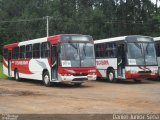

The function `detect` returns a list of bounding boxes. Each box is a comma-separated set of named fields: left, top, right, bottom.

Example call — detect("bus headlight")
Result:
left=88, top=73, right=96, bottom=75
left=64, top=74, right=72, bottom=76
left=66, top=70, right=76, bottom=74
left=154, top=70, right=158, bottom=73
left=88, top=69, right=96, bottom=73
left=88, top=73, right=96, bottom=80
left=152, top=70, right=158, bottom=74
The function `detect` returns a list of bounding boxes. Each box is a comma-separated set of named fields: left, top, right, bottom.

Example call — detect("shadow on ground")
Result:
left=95, top=78, right=155, bottom=85
left=6, top=78, right=92, bottom=89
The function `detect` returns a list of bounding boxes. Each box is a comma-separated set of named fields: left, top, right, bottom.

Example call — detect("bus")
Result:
left=154, top=37, right=160, bottom=77
left=94, top=35, right=158, bottom=82
left=2, top=34, right=96, bottom=86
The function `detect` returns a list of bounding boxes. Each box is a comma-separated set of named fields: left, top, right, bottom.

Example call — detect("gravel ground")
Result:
left=0, top=78, right=160, bottom=114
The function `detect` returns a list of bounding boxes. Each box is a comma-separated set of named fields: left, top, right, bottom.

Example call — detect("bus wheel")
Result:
left=96, top=77, right=102, bottom=81
left=74, top=83, right=82, bottom=86
left=107, top=69, right=116, bottom=82
left=43, top=71, right=52, bottom=87
left=134, top=79, right=141, bottom=83
left=14, top=70, right=20, bottom=81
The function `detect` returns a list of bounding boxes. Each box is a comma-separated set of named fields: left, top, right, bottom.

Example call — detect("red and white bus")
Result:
left=3, top=34, right=96, bottom=86
left=94, top=35, right=158, bottom=82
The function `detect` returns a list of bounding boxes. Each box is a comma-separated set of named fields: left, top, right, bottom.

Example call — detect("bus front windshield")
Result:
left=60, top=42, right=95, bottom=67
left=127, top=42, right=157, bottom=65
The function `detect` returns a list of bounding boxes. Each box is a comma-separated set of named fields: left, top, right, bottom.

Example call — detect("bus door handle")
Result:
left=118, top=60, right=122, bottom=66
left=52, top=61, right=57, bottom=67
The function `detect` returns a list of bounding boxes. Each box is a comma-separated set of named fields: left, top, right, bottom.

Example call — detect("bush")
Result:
left=0, top=55, right=2, bottom=63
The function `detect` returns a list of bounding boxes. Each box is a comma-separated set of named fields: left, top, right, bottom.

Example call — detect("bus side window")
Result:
left=105, top=43, right=116, bottom=58
left=26, top=44, right=32, bottom=59
left=3, top=48, right=8, bottom=60
left=95, top=43, right=105, bottom=58
left=12, top=47, right=19, bottom=59
left=19, top=46, right=25, bottom=59
left=155, top=42, right=160, bottom=57
left=95, top=44, right=99, bottom=58
left=33, top=43, right=40, bottom=59
left=95, top=44, right=100, bottom=58
left=41, top=42, right=50, bottom=58
left=100, top=43, right=105, bottom=57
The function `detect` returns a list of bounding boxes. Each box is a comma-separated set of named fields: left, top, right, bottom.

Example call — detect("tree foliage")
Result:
left=0, top=0, right=160, bottom=57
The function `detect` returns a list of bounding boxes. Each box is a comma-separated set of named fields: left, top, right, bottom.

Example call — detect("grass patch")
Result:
left=0, top=62, right=8, bottom=79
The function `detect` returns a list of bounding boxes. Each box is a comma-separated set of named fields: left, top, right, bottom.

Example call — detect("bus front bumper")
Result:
left=125, top=72, right=158, bottom=79
left=58, top=74, right=97, bottom=83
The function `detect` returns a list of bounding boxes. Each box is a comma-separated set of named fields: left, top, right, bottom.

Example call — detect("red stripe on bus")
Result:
left=3, top=43, right=19, bottom=50
left=3, top=58, right=8, bottom=68
left=96, top=69, right=103, bottom=78
left=11, top=59, right=33, bottom=74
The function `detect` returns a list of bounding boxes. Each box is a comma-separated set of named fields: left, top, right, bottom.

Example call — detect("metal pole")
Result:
left=156, top=0, right=158, bottom=14
left=46, top=16, right=49, bottom=37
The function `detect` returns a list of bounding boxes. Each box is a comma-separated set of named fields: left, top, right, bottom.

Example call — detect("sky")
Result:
left=151, top=0, right=160, bottom=6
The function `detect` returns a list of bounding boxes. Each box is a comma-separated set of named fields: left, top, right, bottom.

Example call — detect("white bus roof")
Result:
left=94, top=35, right=153, bottom=44
left=154, top=37, right=160, bottom=41
left=94, top=36, right=126, bottom=44
left=19, top=37, right=48, bottom=46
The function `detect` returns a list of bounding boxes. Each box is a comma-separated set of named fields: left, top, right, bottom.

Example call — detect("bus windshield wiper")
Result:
left=68, top=41, right=78, bottom=50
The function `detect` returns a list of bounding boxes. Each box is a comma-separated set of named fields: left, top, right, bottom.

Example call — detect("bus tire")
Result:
left=74, top=83, right=82, bottom=86
left=43, top=71, right=52, bottom=87
left=14, top=70, right=20, bottom=81
left=96, top=77, right=102, bottom=81
left=134, top=79, right=141, bottom=83
left=107, top=69, right=116, bottom=82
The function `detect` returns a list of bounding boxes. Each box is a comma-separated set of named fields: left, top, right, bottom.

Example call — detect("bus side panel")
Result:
left=2, top=58, right=8, bottom=76
left=11, top=59, right=51, bottom=80
left=96, top=58, right=117, bottom=78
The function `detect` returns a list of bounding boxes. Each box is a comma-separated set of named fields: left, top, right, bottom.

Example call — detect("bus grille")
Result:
left=138, top=71, right=151, bottom=73
left=73, top=73, right=88, bottom=76
left=72, top=78, right=87, bottom=81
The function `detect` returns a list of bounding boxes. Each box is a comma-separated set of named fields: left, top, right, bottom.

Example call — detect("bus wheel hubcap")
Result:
left=44, top=75, right=49, bottom=84
left=109, top=72, right=113, bottom=81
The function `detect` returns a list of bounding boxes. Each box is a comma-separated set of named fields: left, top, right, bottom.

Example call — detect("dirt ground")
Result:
left=0, top=78, right=160, bottom=114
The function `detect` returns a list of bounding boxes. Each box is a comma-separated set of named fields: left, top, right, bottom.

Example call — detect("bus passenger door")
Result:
left=117, top=44, right=125, bottom=77
left=51, top=45, right=58, bottom=80
left=8, top=51, right=12, bottom=77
